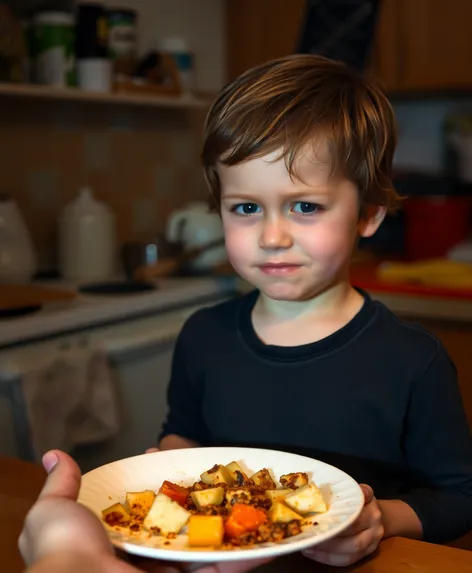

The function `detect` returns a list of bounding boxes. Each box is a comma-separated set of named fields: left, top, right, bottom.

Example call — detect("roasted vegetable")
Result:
left=143, top=493, right=191, bottom=535
left=280, top=472, right=309, bottom=489
left=226, top=488, right=252, bottom=506
left=268, top=501, right=303, bottom=523
left=191, top=486, right=225, bottom=509
left=102, top=502, right=131, bottom=526
left=200, top=464, right=232, bottom=486
left=126, top=490, right=156, bottom=517
left=159, top=480, right=190, bottom=507
left=188, top=515, right=224, bottom=547
left=284, top=484, right=327, bottom=514
left=251, top=468, right=276, bottom=489
left=225, top=461, right=251, bottom=485
left=224, top=503, right=267, bottom=538
left=265, top=488, right=292, bottom=503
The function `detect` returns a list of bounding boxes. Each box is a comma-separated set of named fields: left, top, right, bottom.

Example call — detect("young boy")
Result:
left=158, top=54, right=472, bottom=567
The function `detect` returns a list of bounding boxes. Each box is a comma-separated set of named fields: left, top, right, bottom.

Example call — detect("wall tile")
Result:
left=84, top=132, right=111, bottom=172
left=27, top=170, right=59, bottom=211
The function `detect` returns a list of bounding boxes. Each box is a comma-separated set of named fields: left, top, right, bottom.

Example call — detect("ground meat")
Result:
left=104, top=512, right=130, bottom=527
left=191, top=481, right=212, bottom=491
left=233, top=471, right=253, bottom=487
left=234, top=520, right=302, bottom=547
left=199, top=504, right=229, bottom=516
left=285, top=520, right=302, bottom=538
left=249, top=495, right=271, bottom=511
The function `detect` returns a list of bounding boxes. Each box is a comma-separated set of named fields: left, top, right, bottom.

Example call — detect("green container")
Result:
left=32, top=12, right=76, bottom=86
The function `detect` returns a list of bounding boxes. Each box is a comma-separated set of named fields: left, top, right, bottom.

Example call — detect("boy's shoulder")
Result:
left=367, top=297, right=445, bottom=366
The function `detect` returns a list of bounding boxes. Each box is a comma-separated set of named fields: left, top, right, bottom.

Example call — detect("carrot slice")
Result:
left=159, top=480, right=189, bottom=506
left=225, top=503, right=267, bottom=538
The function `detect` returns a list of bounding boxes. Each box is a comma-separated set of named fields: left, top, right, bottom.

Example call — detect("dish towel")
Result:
left=21, top=341, right=121, bottom=461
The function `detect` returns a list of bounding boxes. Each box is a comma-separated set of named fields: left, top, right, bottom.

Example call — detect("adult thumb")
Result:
left=39, top=450, right=81, bottom=501
left=359, top=483, right=374, bottom=504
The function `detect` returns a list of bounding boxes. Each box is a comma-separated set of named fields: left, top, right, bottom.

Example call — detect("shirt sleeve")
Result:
left=158, top=310, right=212, bottom=446
left=398, top=342, right=472, bottom=543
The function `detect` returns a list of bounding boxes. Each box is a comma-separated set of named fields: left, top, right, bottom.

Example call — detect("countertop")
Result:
left=2, top=455, right=472, bottom=573
left=0, top=276, right=236, bottom=348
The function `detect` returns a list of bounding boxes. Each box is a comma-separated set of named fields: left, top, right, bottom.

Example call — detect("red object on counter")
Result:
left=404, top=195, right=471, bottom=260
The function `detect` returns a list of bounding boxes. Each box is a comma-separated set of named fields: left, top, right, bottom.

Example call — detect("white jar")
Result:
left=58, top=187, right=116, bottom=282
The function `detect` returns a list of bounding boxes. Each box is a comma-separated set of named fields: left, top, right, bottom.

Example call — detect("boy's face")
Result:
left=218, top=144, right=385, bottom=302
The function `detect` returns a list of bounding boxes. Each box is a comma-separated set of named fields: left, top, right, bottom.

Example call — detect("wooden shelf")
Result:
left=0, top=82, right=208, bottom=109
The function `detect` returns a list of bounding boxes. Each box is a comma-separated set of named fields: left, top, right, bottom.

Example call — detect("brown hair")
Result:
left=202, top=54, right=400, bottom=213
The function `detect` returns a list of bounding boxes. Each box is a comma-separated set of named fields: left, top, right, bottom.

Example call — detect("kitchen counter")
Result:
left=0, top=277, right=236, bottom=348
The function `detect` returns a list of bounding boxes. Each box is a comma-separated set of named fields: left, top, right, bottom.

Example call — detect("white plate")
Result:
left=78, top=447, right=364, bottom=563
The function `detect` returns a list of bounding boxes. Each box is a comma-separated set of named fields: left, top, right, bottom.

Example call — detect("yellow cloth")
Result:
left=377, top=259, right=472, bottom=289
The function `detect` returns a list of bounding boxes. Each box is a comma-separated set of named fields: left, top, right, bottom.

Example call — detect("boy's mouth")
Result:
left=258, top=263, right=302, bottom=276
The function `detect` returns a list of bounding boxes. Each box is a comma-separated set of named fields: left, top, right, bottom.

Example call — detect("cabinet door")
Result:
left=397, top=0, right=472, bottom=90
left=368, top=0, right=401, bottom=91
left=226, top=0, right=306, bottom=81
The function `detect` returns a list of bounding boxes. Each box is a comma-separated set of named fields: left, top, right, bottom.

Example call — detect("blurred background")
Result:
left=2, top=3, right=472, bottom=535
left=2, top=0, right=472, bottom=277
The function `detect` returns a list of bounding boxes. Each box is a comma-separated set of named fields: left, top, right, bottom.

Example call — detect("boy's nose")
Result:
left=259, top=218, right=293, bottom=250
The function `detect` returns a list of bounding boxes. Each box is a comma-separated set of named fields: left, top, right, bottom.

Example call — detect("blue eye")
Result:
left=232, top=203, right=261, bottom=215
left=291, top=202, right=320, bottom=214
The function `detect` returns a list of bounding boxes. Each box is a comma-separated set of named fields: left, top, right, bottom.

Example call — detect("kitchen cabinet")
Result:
left=371, top=0, right=472, bottom=91
left=226, top=0, right=305, bottom=81
left=226, top=0, right=472, bottom=92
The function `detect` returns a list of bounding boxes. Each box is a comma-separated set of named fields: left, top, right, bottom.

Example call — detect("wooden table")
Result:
left=1, top=456, right=46, bottom=573
left=2, top=456, right=472, bottom=573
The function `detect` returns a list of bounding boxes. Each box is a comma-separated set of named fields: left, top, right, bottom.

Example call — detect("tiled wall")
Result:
left=1, top=97, right=210, bottom=271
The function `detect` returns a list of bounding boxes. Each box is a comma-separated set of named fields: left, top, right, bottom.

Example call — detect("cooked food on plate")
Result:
left=101, top=461, right=328, bottom=549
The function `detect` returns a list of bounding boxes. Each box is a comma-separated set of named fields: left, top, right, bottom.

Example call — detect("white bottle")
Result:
left=58, top=187, right=116, bottom=282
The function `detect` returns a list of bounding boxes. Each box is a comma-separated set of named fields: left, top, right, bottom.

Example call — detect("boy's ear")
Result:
left=357, top=205, right=386, bottom=238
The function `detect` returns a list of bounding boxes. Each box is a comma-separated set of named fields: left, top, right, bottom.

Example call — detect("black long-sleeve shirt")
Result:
left=161, top=289, right=472, bottom=543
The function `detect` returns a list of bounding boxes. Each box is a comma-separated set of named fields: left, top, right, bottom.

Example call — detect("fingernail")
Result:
left=42, top=451, right=59, bottom=473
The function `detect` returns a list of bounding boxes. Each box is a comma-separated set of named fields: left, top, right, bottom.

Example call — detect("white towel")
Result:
left=21, top=342, right=121, bottom=460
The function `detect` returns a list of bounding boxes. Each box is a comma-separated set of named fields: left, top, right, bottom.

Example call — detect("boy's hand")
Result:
left=302, top=484, right=383, bottom=567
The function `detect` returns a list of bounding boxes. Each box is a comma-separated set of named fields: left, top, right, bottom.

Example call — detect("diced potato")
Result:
left=268, top=501, right=303, bottom=523
left=126, top=490, right=156, bottom=517
left=284, top=484, right=327, bottom=514
left=265, top=488, right=293, bottom=503
left=200, top=464, right=231, bottom=486
left=251, top=468, right=276, bottom=489
left=226, top=488, right=252, bottom=506
left=188, top=515, right=224, bottom=547
left=280, top=472, right=309, bottom=489
left=143, top=493, right=191, bottom=535
left=101, top=502, right=131, bottom=525
left=225, top=461, right=251, bottom=485
left=191, top=486, right=224, bottom=509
